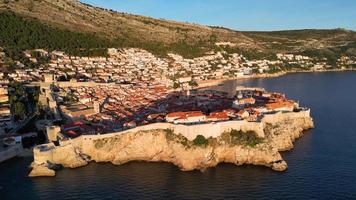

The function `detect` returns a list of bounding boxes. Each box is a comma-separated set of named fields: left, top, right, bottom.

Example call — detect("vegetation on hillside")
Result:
left=221, top=46, right=277, bottom=60
left=193, top=135, right=209, bottom=147
left=165, top=129, right=263, bottom=149
left=0, top=11, right=111, bottom=57
left=1, top=0, right=355, bottom=64
left=8, top=82, right=28, bottom=120
left=220, top=130, right=264, bottom=147
left=3, top=49, right=51, bottom=71
left=244, top=29, right=356, bottom=59
left=7, top=81, right=40, bottom=120
left=0, top=11, right=212, bottom=59
left=165, top=129, right=190, bottom=148
left=94, top=136, right=121, bottom=150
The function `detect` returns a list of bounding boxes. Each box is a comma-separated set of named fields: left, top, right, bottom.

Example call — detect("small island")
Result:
left=29, top=84, right=314, bottom=177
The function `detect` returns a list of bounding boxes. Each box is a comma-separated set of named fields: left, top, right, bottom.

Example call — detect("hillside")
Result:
left=0, top=0, right=356, bottom=58
left=0, top=0, right=257, bottom=53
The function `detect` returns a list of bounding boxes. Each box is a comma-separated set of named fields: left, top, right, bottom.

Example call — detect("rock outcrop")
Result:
left=28, top=163, right=55, bottom=177
left=29, top=111, right=314, bottom=177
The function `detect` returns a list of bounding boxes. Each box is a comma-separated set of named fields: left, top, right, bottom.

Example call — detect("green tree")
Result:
left=173, top=82, right=180, bottom=89
left=193, top=135, right=208, bottom=147
left=189, top=80, right=198, bottom=87
left=14, top=101, right=26, bottom=119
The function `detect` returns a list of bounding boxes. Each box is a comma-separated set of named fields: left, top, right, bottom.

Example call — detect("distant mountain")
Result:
left=1, top=0, right=355, bottom=58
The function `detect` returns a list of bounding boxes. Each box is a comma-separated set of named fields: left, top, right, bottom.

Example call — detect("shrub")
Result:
left=94, top=139, right=106, bottom=149
left=230, top=130, right=263, bottom=147
left=220, top=131, right=231, bottom=144
left=221, top=129, right=264, bottom=147
left=164, top=129, right=175, bottom=141
left=93, top=137, right=120, bottom=150
left=193, top=135, right=208, bottom=147
left=164, top=129, right=190, bottom=148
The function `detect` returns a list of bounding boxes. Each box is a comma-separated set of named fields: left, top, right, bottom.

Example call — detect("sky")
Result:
left=80, top=0, right=356, bottom=31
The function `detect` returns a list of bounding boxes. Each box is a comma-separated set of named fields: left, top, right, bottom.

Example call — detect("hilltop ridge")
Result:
left=0, top=0, right=255, bottom=47
left=0, top=0, right=356, bottom=58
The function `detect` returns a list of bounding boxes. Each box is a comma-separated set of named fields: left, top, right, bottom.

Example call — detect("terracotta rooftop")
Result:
left=266, top=101, right=294, bottom=110
left=207, top=112, right=229, bottom=119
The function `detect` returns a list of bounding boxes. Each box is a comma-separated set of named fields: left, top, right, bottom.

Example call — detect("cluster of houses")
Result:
left=163, top=87, right=298, bottom=125
left=1, top=46, right=353, bottom=139
left=56, top=83, right=170, bottom=135
left=277, top=53, right=356, bottom=71
left=166, top=52, right=252, bottom=81
left=56, top=82, right=231, bottom=135
left=1, top=48, right=168, bottom=84
left=0, top=85, right=11, bottom=134
left=51, top=78, right=299, bottom=137
left=2, top=47, right=355, bottom=86
left=338, top=56, right=356, bottom=68
left=165, top=111, right=229, bottom=124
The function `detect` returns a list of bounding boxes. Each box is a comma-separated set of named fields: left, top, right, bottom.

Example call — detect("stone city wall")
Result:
left=50, top=110, right=312, bottom=152
left=33, top=143, right=56, bottom=165
left=33, top=110, right=312, bottom=166
left=262, top=109, right=311, bottom=124
left=77, top=119, right=264, bottom=142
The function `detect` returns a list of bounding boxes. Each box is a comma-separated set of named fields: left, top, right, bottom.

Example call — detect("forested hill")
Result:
left=0, top=0, right=355, bottom=59
left=0, top=11, right=226, bottom=58
left=0, top=11, right=112, bottom=57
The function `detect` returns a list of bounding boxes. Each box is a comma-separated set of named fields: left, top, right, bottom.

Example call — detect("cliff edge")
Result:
left=29, top=110, right=314, bottom=177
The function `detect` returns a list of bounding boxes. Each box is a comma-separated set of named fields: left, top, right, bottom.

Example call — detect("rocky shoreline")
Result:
left=29, top=111, right=314, bottom=177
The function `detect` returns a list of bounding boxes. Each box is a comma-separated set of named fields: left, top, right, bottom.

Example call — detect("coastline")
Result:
left=196, top=68, right=356, bottom=88
left=29, top=110, right=314, bottom=177
left=26, top=69, right=331, bottom=177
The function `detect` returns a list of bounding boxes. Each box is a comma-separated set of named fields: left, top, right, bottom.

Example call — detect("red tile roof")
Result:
left=266, top=101, right=294, bottom=110
left=240, top=97, right=255, bottom=104
left=207, top=112, right=229, bottom=119
left=186, top=111, right=205, bottom=118
left=166, top=112, right=186, bottom=118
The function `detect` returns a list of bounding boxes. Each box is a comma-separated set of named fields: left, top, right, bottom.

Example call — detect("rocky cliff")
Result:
left=29, top=111, right=314, bottom=177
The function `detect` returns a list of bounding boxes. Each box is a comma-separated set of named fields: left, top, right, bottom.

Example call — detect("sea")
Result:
left=1, top=72, right=356, bottom=199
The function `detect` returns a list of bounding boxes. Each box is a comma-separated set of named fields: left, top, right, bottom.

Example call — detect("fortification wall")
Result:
left=32, top=110, right=312, bottom=165
left=75, top=120, right=264, bottom=143
left=33, top=144, right=55, bottom=165
left=172, top=121, right=264, bottom=140
left=30, top=109, right=314, bottom=176
left=262, top=110, right=311, bottom=124
left=56, top=82, right=116, bottom=88
left=32, top=81, right=116, bottom=88
left=59, top=137, right=83, bottom=148
left=54, top=110, right=312, bottom=149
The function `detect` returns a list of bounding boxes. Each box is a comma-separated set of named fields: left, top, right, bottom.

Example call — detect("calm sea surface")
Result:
left=1, top=72, right=356, bottom=199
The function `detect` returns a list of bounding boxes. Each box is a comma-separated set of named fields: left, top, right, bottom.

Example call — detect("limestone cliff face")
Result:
left=264, top=116, right=314, bottom=151
left=29, top=111, right=314, bottom=177
left=83, top=131, right=283, bottom=172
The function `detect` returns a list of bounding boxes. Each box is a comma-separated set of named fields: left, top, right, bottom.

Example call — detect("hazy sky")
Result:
left=80, top=0, right=356, bottom=31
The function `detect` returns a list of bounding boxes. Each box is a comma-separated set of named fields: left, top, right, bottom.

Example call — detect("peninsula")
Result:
left=29, top=85, right=314, bottom=177
left=0, top=0, right=330, bottom=176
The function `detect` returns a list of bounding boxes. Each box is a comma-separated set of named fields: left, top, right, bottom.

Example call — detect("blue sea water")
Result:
left=1, top=72, right=356, bottom=199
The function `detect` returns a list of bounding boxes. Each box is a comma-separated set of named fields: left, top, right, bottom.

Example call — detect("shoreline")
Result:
left=196, top=68, right=356, bottom=88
